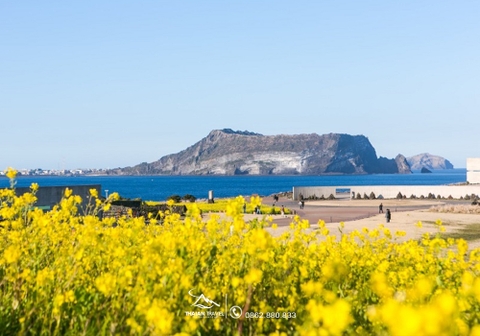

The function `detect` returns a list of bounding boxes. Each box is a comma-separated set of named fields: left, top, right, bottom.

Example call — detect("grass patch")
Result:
left=421, top=220, right=455, bottom=226
left=440, top=223, right=480, bottom=242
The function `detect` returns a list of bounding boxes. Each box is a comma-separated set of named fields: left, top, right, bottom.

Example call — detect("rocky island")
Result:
left=109, top=129, right=413, bottom=175
left=407, top=153, right=454, bottom=170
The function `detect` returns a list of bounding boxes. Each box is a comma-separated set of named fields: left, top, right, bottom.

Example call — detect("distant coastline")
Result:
left=0, top=170, right=467, bottom=202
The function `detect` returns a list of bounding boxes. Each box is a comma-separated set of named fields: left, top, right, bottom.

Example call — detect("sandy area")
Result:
left=206, top=196, right=480, bottom=249
left=276, top=199, right=480, bottom=249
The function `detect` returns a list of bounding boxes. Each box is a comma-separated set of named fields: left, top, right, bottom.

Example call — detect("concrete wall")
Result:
left=467, top=158, right=480, bottom=184
left=293, top=185, right=480, bottom=201
left=16, top=184, right=101, bottom=209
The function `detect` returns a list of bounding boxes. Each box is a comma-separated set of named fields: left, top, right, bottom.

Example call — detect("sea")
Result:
left=0, top=169, right=467, bottom=202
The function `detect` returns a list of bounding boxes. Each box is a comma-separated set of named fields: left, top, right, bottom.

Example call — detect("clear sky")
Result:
left=1, top=1, right=478, bottom=170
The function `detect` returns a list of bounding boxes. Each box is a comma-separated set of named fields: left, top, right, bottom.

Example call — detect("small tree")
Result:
left=167, top=195, right=182, bottom=203
left=396, top=192, right=403, bottom=199
left=369, top=192, right=376, bottom=199
left=182, top=194, right=197, bottom=203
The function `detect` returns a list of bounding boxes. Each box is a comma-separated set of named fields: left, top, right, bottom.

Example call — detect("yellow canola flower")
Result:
left=301, top=281, right=323, bottom=296
left=95, top=273, right=117, bottom=297
left=64, top=188, right=73, bottom=198
left=64, top=290, right=75, bottom=303
left=2, top=183, right=480, bottom=335
left=89, top=188, right=98, bottom=198
left=371, top=272, right=393, bottom=299
left=245, top=268, right=263, bottom=284
left=3, top=245, right=21, bottom=264
left=5, top=167, right=17, bottom=180
left=145, top=301, right=174, bottom=335
left=249, top=195, right=262, bottom=208
left=471, top=325, right=480, bottom=336
left=36, top=268, right=54, bottom=287
left=306, top=299, right=352, bottom=335
left=434, top=292, right=457, bottom=316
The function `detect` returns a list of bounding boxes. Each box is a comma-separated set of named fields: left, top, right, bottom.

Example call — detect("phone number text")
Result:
left=244, top=312, right=296, bottom=319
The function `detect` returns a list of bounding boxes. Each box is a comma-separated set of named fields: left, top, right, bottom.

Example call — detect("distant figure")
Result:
left=243, top=203, right=246, bottom=213
left=379, top=203, right=384, bottom=213
left=301, top=200, right=305, bottom=209
left=281, top=205, right=285, bottom=217
left=274, top=194, right=279, bottom=203
left=385, top=209, right=391, bottom=223
left=298, top=201, right=302, bottom=209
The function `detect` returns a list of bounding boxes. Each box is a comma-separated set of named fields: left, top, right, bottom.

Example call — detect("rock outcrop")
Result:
left=407, top=153, right=454, bottom=170
left=112, top=129, right=412, bottom=175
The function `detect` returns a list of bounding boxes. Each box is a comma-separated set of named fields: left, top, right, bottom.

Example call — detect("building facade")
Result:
left=467, top=158, right=480, bottom=184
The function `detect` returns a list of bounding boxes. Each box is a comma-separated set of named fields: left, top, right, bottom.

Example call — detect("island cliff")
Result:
left=407, top=153, right=454, bottom=170
left=110, top=129, right=411, bottom=175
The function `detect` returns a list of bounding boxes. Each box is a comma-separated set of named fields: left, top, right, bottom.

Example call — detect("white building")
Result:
left=467, top=158, right=480, bottom=184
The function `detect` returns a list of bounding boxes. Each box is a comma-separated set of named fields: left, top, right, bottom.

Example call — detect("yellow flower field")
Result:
left=1, top=169, right=480, bottom=335
left=147, top=196, right=291, bottom=216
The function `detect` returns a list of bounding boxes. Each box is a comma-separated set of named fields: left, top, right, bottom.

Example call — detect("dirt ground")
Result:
left=234, top=195, right=480, bottom=250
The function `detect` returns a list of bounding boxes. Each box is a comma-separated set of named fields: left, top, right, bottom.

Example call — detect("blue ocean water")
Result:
left=0, top=169, right=467, bottom=201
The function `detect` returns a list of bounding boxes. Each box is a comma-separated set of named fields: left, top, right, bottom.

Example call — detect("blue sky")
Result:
left=1, top=1, right=478, bottom=170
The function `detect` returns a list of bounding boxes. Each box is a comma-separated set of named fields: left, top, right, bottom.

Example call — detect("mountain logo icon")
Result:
left=189, top=289, right=221, bottom=309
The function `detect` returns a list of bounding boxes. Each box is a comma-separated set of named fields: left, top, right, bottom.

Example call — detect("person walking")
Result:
left=379, top=203, right=383, bottom=213
left=385, top=209, right=391, bottom=223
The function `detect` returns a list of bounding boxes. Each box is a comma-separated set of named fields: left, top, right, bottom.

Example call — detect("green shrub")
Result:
left=167, top=194, right=182, bottom=203
left=182, top=194, right=197, bottom=203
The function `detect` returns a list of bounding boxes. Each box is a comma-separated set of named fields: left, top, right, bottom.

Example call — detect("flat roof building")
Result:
left=467, top=158, right=480, bottom=184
